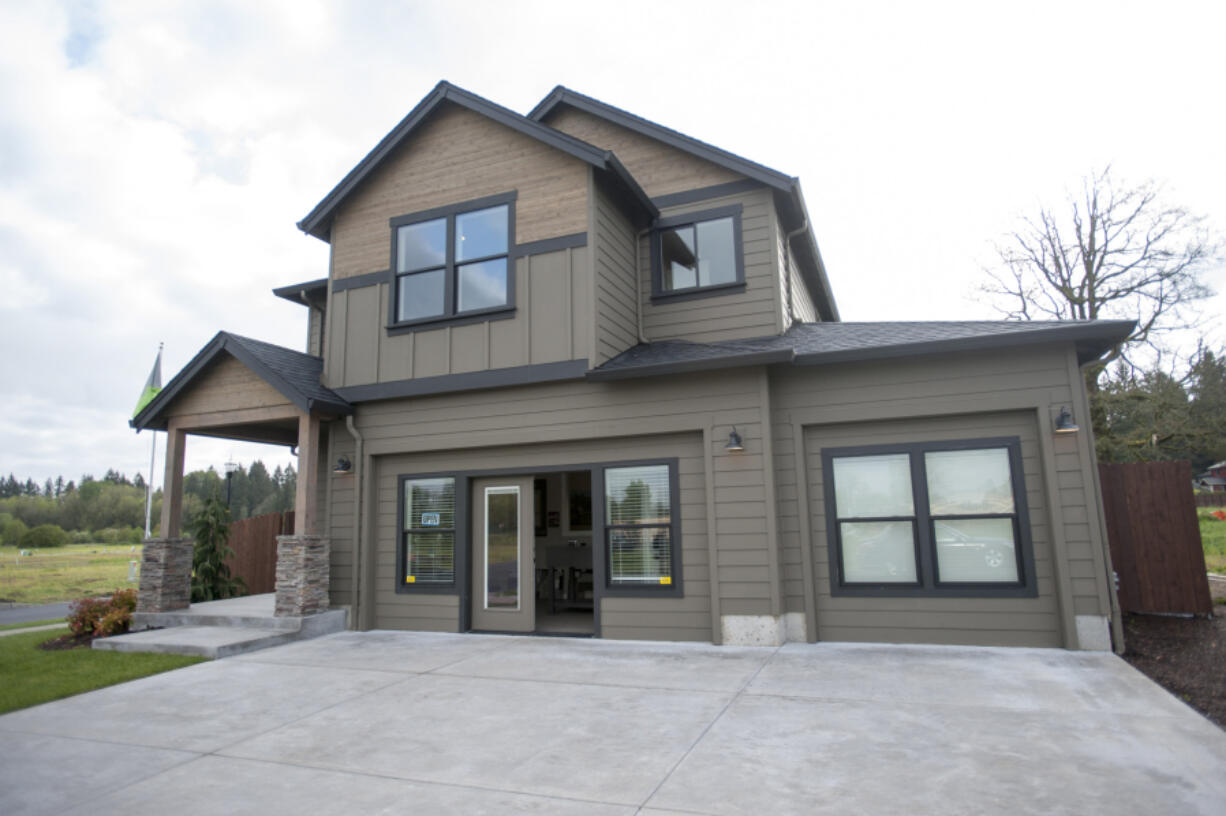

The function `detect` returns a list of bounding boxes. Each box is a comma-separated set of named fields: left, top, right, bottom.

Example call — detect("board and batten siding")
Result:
left=590, top=173, right=640, bottom=365
left=328, top=103, right=589, bottom=281
left=323, top=245, right=591, bottom=389
left=638, top=187, right=784, bottom=344
left=542, top=106, right=744, bottom=199
left=330, top=368, right=777, bottom=641
left=770, top=344, right=1112, bottom=648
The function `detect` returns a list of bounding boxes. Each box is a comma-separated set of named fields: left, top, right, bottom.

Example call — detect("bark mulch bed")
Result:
left=1122, top=577, right=1226, bottom=730
left=37, top=632, right=97, bottom=650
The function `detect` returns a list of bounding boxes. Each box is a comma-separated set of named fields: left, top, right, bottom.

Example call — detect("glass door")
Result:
left=471, top=476, right=534, bottom=632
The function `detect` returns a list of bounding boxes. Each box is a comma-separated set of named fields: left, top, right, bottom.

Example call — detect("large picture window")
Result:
left=603, top=463, right=681, bottom=591
left=402, top=477, right=456, bottom=586
left=651, top=204, right=744, bottom=300
left=823, top=437, right=1035, bottom=597
left=389, top=192, right=515, bottom=329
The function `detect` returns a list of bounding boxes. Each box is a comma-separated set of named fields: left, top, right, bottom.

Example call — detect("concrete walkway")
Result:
left=1, top=633, right=1223, bottom=815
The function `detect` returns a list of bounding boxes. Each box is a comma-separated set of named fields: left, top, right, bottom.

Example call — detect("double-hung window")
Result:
left=389, top=192, right=515, bottom=328
left=823, top=438, right=1035, bottom=597
left=603, top=462, right=682, bottom=593
left=401, top=477, right=456, bottom=587
left=652, top=204, right=744, bottom=299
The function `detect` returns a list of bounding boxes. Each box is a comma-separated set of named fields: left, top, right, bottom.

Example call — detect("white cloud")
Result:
left=1, top=0, right=1223, bottom=485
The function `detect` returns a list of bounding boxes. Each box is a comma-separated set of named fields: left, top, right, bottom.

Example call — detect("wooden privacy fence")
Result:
left=1194, top=494, right=1226, bottom=508
left=224, top=511, right=294, bottom=595
left=1099, top=461, right=1211, bottom=616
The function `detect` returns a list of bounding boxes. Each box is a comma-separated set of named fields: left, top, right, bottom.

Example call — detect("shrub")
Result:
left=20, top=523, right=67, bottom=549
left=2, top=518, right=27, bottom=547
left=67, top=589, right=138, bottom=638
left=70, top=530, right=93, bottom=544
left=189, top=496, right=245, bottom=602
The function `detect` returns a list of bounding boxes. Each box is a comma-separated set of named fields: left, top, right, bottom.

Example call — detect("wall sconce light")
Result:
left=1054, top=407, right=1080, bottom=434
left=725, top=427, right=745, bottom=452
left=333, top=456, right=353, bottom=474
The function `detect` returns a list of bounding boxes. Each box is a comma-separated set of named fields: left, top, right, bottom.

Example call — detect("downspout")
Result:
left=344, top=415, right=364, bottom=630
left=782, top=218, right=808, bottom=328
left=635, top=226, right=651, bottom=344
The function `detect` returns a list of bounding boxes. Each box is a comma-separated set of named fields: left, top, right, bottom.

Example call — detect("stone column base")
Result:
left=136, top=537, right=193, bottom=613
left=275, top=535, right=330, bottom=617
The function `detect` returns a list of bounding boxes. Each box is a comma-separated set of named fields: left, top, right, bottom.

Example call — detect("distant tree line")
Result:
left=0, top=461, right=296, bottom=546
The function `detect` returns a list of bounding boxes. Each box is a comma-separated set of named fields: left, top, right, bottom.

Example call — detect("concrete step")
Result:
left=94, top=608, right=348, bottom=659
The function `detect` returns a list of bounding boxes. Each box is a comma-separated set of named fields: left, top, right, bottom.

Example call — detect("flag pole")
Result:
left=140, top=341, right=164, bottom=540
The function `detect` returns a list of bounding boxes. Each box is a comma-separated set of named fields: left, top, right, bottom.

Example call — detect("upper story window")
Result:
left=651, top=203, right=744, bottom=301
left=822, top=437, right=1037, bottom=599
left=389, top=192, right=516, bottom=330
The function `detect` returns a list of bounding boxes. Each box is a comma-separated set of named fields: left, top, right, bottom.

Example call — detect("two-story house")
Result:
left=132, top=81, right=1133, bottom=651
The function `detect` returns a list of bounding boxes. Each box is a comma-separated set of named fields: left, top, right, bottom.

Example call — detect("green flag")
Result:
left=133, top=345, right=163, bottom=418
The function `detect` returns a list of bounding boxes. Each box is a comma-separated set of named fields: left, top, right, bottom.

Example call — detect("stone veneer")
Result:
left=275, top=535, right=331, bottom=617
left=136, top=537, right=193, bottom=613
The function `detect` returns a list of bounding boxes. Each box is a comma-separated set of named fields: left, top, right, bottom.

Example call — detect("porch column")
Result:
left=275, top=412, right=330, bottom=616
left=137, top=421, right=192, bottom=614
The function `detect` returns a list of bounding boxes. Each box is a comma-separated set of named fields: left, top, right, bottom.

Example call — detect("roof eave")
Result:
left=273, top=278, right=328, bottom=306
left=586, top=348, right=794, bottom=382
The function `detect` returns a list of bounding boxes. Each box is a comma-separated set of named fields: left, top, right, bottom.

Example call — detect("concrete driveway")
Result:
left=1, top=633, right=1223, bottom=815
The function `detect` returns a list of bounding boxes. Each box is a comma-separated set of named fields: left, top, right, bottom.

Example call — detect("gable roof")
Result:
left=587, top=319, right=1136, bottom=381
left=131, top=332, right=351, bottom=431
left=297, top=81, right=657, bottom=241
left=529, top=86, right=839, bottom=322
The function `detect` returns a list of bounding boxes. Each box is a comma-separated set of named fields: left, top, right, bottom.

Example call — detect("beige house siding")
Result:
left=328, top=368, right=777, bottom=641
left=590, top=172, right=640, bottom=365
left=163, top=354, right=291, bottom=417
left=775, top=216, right=817, bottom=325
left=323, top=245, right=591, bottom=390
left=307, top=307, right=324, bottom=357
left=542, top=106, right=744, bottom=198
left=326, top=424, right=356, bottom=610
left=329, top=103, right=589, bottom=282
left=637, top=187, right=783, bottom=344
left=771, top=344, right=1111, bottom=648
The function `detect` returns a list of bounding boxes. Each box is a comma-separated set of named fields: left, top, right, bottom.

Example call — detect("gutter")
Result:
left=344, top=415, right=364, bottom=630
left=586, top=348, right=794, bottom=382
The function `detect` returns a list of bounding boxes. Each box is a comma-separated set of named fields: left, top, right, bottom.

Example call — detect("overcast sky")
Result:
left=1, top=0, right=1223, bottom=488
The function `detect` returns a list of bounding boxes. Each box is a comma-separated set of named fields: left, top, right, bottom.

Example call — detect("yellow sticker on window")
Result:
left=659, top=576, right=672, bottom=585
left=405, top=575, right=416, bottom=584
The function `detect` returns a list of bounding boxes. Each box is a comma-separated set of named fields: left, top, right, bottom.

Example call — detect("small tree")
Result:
left=188, top=496, right=245, bottom=602
left=1, top=518, right=25, bottom=547
left=20, top=524, right=68, bottom=548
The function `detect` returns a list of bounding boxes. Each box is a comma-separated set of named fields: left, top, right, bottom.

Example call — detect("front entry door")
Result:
left=471, top=477, right=535, bottom=632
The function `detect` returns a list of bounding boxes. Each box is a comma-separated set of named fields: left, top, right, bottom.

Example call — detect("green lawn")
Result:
left=0, top=544, right=142, bottom=604
left=1201, top=509, right=1226, bottom=574
left=0, top=617, right=64, bottom=632
left=0, top=627, right=206, bottom=715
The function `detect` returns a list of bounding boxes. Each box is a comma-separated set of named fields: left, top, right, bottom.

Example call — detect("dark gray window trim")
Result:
left=651, top=179, right=764, bottom=209
left=599, top=459, right=684, bottom=599
left=387, top=191, right=517, bottom=332
left=332, top=270, right=387, bottom=294
left=650, top=203, right=745, bottom=302
left=821, top=436, right=1037, bottom=599
left=334, top=359, right=589, bottom=403
left=395, top=474, right=464, bottom=595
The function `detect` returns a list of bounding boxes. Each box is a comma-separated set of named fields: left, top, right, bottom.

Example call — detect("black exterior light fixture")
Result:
left=726, top=427, right=745, bottom=452
left=1054, top=406, right=1080, bottom=434
left=333, top=456, right=353, bottom=474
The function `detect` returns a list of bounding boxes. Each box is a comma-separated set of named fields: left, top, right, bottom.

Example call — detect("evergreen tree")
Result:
left=133, top=473, right=146, bottom=490
left=54, top=476, right=64, bottom=498
left=23, top=479, right=38, bottom=496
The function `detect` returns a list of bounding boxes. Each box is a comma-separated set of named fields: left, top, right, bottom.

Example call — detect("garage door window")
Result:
left=823, top=437, right=1034, bottom=597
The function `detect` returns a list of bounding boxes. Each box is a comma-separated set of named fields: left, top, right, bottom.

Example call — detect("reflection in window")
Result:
left=402, top=477, right=455, bottom=585
left=605, top=464, right=674, bottom=586
left=659, top=216, right=737, bottom=292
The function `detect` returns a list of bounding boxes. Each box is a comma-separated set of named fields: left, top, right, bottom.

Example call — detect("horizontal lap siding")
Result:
left=330, top=104, right=588, bottom=281
left=772, top=345, right=1103, bottom=648
left=352, top=369, right=771, bottom=641
left=326, top=425, right=356, bottom=608
left=325, top=246, right=590, bottom=390
left=777, top=222, right=817, bottom=325
left=592, top=178, right=639, bottom=365
left=641, top=189, right=782, bottom=343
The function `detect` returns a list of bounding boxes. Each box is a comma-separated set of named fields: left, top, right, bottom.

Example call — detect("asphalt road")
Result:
left=0, top=601, right=70, bottom=625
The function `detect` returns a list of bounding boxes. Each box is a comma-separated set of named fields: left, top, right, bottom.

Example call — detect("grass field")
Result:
left=0, top=627, right=205, bottom=715
left=0, top=544, right=142, bottom=605
left=0, top=618, right=64, bottom=631
left=1201, top=509, right=1226, bottom=574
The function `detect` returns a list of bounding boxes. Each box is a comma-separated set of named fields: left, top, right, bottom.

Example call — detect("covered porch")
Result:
left=130, top=332, right=352, bottom=620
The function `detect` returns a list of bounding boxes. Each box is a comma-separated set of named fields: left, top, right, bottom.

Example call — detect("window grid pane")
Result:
left=457, top=258, right=508, bottom=312
left=456, top=205, right=509, bottom=261
left=839, top=521, right=918, bottom=583
left=404, top=478, right=455, bottom=585
left=924, top=448, right=1015, bottom=515
left=609, top=527, right=672, bottom=584
left=933, top=517, right=1019, bottom=583
left=397, top=219, right=446, bottom=272
left=397, top=269, right=445, bottom=322
left=832, top=453, right=914, bottom=518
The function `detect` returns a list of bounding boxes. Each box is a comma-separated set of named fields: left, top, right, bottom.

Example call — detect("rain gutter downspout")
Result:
left=783, top=217, right=808, bottom=328
left=345, top=415, right=364, bottom=630
left=635, top=226, right=651, bottom=343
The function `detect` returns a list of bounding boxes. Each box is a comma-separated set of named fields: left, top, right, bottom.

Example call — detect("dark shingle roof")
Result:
left=131, top=332, right=351, bottom=431
left=588, top=320, right=1135, bottom=381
